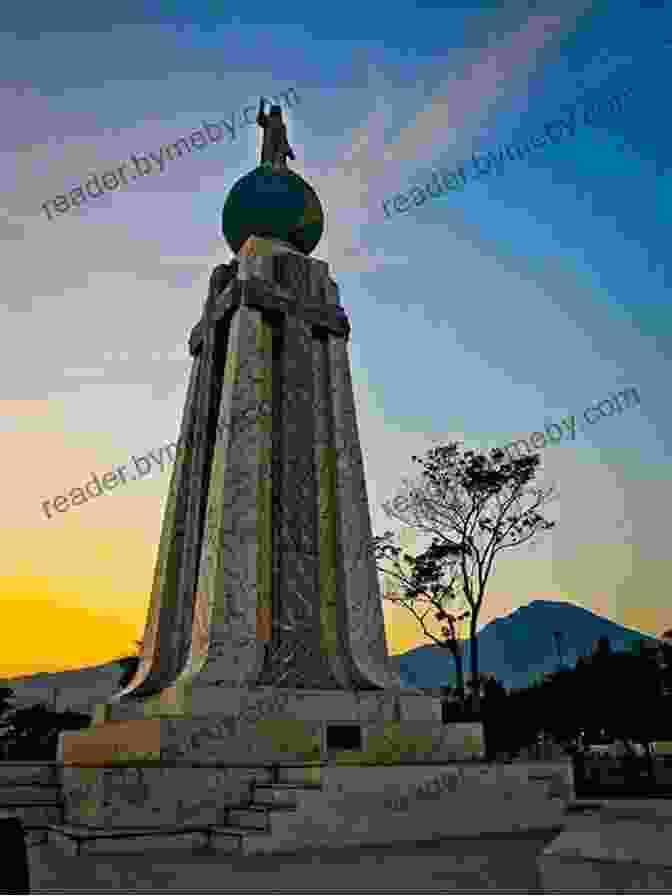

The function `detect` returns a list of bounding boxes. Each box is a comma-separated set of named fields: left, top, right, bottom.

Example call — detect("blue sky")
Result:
left=1, top=0, right=671, bottom=673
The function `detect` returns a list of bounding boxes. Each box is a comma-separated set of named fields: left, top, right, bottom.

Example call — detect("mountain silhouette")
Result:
left=390, top=599, right=662, bottom=691
left=0, top=659, right=127, bottom=715
left=1, top=601, right=664, bottom=707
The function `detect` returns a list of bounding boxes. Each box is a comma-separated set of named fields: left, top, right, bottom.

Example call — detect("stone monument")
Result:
left=57, top=102, right=489, bottom=838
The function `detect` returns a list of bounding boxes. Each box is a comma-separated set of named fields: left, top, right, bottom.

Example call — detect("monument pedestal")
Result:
left=58, top=686, right=486, bottom=831
left=60, top=686, right=485, bottom=781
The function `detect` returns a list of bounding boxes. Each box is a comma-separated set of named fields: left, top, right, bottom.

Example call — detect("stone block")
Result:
left=526, top=760, right=575, bottom=802
left=60, top=763, right=258, bottom=827
left=237, top=236, right=330, bottom=304
left=59, top=718, right=161, bottom=766
left=397, top=694, right=442, bottom=721
left=60, top=705, right=485, bottom=780
left=103, top=687, right=446, bottom=728
left=243, top=762, right=569, bottom=855
left=0, top=764, right=55, bottom=787
left=58, top=755, right=572, bottom=845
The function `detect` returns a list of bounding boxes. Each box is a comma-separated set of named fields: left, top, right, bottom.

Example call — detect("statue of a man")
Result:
left=257, top=98, right=296, bottom=169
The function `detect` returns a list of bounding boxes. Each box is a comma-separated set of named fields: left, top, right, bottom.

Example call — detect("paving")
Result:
left=25, top=828, right=560, bottom=893
left=16, top=797, right=671, bottom=892
left=539, top=800, right=672, bottom=893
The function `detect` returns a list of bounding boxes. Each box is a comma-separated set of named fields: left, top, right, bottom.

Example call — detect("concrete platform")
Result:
left=26, top=828, right=560, bottom=893
left=538, top=800, right=672, bottom=892
left=239, top=763, right=571, bottom=855
left=56, top=758, right=573, bottom=841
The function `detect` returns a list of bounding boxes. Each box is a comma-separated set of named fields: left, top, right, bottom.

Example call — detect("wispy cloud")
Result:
left=314, top=3, right=589, bottom=273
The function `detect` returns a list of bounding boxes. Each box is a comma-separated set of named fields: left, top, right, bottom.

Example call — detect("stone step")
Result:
left=0, top=787, right=61, bottom=800
left=0, top=799, right=63, bottom=807
left=0, top=794, right=66, bottom=825
left=0, top=781, right=61, bottom=796
left=209, top=822, right=269, bottom=834
left=207, top=825, right=274, bottom=857
left=248, top=800, right=298, bottom=812
left=250, top=793, right=299, bottom=807
left=45, top=822, right=273, bottom=856
left=565, top=800, right=605, bottom=815
left=598, top=799, right=672, bottom=822
left=253, top=782, right=321, bottom=796
left=226, top=809, right=271, bottom=830
left=228, top=802, right=298, bottom=828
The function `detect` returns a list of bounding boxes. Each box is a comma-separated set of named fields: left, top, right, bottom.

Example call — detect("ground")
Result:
left=26, top=829, right=559, bottom=893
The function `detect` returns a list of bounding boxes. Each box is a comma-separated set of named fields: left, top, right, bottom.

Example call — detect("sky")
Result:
left=1, top=0, right=671, bottom=677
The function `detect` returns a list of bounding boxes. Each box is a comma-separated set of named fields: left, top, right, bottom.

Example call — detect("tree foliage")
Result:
left=0, top=686, right=15, bottom=721
left=479, top=638, right=672, bottom=763
left=0, top=703, right=92, bottom=760
left=374, top=530, right=470, bottom=697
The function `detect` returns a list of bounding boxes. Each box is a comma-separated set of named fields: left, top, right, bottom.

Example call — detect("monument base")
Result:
left=56, top=689, right=575, bottom=852
left=57, top=687, right=491, bottom=830
left=52, top=751, right=573, bottom=852
left=104, top=685, right=443, bottom=724
left=60, top=687, right=485, bottom=771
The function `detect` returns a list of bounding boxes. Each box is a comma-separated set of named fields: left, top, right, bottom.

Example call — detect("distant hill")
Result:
left=0, top=659, right=128, bottom=715
left=390, top=599, right=663, bottom=691
left=0, top=600, right=663, bottom=710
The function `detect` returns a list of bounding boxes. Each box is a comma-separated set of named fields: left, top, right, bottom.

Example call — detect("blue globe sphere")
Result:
left=222, top=164, right=324, bottom=255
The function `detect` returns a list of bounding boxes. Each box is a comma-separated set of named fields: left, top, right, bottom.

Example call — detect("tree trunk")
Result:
left=469, top=620, right=480, bottom=714
left=453, top=646, right=465, bottom=700
left=644, top=741, right=656, bottom=782
left=446, top=642, right=465, bottom=700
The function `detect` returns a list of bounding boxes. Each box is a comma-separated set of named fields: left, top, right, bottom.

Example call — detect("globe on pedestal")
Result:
left=222, top=164, right=324, bottom=256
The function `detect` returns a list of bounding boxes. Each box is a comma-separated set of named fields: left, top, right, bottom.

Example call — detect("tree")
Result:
left=0, top=686, right=15, bottom=721
left=0, top=703, right=91, bottom=760
left=374, top=530, right=470, bottom=699
left=377, top=441, right=557, bottom=711
left=0, top=687, right=17, bottom=756
left=618, top=646, right=667, bottom=780
left=555, top=643, right=669, bottom=785
left=481, top=675, right=509, bottom=758
left=594, top=635, right=612, bottom=658
left=658, top=632, right=672, bottom=697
